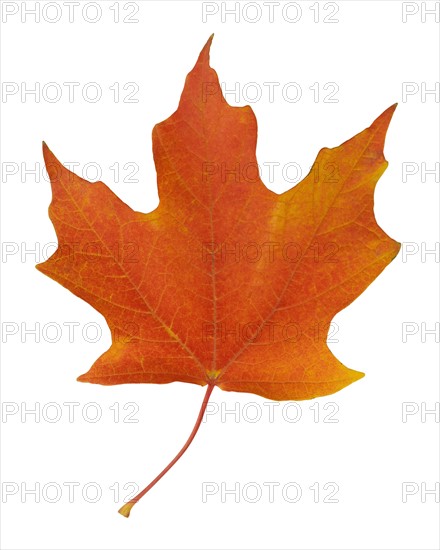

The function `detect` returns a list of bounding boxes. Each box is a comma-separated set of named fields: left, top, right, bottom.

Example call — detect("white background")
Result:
left=1, top=1, right=439, bottom=549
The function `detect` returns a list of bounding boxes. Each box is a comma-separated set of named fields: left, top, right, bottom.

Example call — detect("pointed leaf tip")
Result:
left=42, top=141, right=51, bottom=157
left=42, top=141, right=57, bottom=167
left=372, top=103, right=397, bottom=132
left=364, top=103, right=397, bottom=157
left=197, top=34, right=214, bottom=65
left=383, top=102, right=398, bottom=118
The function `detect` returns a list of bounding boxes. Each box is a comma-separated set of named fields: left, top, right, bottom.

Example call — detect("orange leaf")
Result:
left=37, top=35, right=400, bottom=515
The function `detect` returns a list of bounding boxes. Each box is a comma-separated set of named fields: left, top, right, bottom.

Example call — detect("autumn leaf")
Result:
left=37, top=35, right=400, bottom=517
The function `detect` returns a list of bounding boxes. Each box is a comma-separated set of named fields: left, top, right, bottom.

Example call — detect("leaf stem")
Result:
left=118, top=383, right=215, bottom=518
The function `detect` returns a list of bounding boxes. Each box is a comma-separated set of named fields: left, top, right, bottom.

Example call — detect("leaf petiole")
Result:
left=118, top=383, right=215, bottom=518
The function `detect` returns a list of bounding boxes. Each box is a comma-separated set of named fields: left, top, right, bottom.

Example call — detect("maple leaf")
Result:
left=37, top=35, right=400, bottom=517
